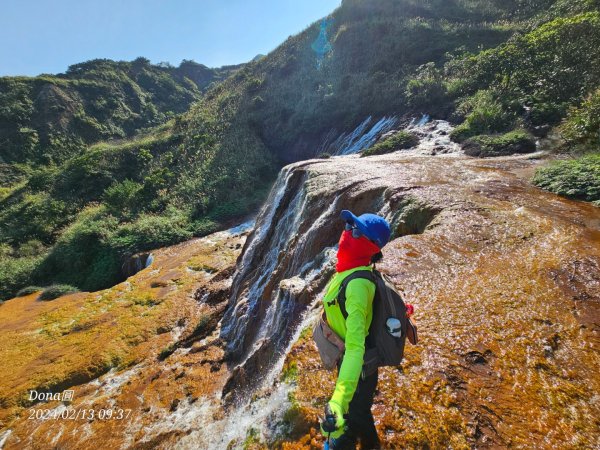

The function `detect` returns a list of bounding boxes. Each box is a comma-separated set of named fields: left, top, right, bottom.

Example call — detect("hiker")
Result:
left=319, top=210, right=391, bottom=450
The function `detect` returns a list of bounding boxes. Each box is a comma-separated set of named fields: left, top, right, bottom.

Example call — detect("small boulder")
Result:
left=463, top=130, right=536, bottom=157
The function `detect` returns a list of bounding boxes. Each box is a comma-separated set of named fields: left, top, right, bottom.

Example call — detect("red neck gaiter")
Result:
left=335, top=230, right=381, bottom=272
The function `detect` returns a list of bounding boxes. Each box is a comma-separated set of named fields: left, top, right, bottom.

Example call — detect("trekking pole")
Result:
left=323, top=404, right=336, bottom=450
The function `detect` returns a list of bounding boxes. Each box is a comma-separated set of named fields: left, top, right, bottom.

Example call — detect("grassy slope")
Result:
left=199, top=0, right=524, bottom=163
left=2, top=0, right=600, bottom=300
left=0, top=58, right=242, bottom=166
left=447, top=4, right=600, bottom=140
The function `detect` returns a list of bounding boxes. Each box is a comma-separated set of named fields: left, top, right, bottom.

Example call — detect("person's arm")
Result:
left=329, top=278, right=372, bottom=414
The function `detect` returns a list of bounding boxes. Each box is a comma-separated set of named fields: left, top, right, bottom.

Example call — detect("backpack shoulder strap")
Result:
left=337, top=270, right=376, bottom=319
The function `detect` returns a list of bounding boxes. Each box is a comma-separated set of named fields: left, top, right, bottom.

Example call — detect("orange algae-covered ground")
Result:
left=278, top=156, right=600, bottom=449
left=0, top=228, right=247, bottom=449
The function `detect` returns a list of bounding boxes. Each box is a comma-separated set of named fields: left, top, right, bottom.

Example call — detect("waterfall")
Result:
left=212, top=118, right=462, bottom=442
left=408, top=113, right=430, bottom=128
left=314, top=114, right=460, bottom=159
left=316, top=116, right=399, bottom=156
left=220, top=163, right=310, bottom=358
left=175, top=299, right=327, bottom=450
left=406, top=119, right=462, bottom=155
left=219, top=117, right=465, bottom=395
left=219, top=159, right=349, bottom=398
left=145, top=253, right=154, bottom=268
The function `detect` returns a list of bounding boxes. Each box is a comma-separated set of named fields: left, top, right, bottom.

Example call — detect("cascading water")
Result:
left=219, top=159, right=351, bottom=396
left=316, top=116, right=399, bottom=156
left=164, top=167, right=345, bottom=447
left=316, top=114, right=464, bottom=159
left=408, top=113, right=430, bottom=128
left=404, top=118, right=462, bottom=155
left=174, top=295, right=330, bottom=449
left=220, top=162, right=311, bottom=360
left=218, top=115, right=464, bottom=403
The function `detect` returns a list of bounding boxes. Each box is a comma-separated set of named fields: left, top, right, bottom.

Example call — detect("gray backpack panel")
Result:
left=338, top=269, right=410, bottom=375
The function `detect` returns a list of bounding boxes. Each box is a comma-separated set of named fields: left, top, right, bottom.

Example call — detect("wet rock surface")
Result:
left=0, top=226, right=250, bottom=449
left=273, top=152, right=600, bottom=449
left=1, top=148, right=599, bottom=449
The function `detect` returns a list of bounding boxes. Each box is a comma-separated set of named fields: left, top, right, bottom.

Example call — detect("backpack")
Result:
left=336, top=268, right=418, bottom=377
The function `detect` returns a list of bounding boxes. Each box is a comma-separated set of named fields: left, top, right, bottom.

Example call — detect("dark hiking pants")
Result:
left=331, top=368, right=380, bottom=450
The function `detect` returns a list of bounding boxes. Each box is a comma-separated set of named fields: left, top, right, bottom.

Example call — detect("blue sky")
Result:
left=0, top=0, right=341, bottom=76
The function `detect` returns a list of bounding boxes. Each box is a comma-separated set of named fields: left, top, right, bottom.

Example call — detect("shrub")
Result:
left=15, top=286, right=43, bottom=297
left=560, top=88, right=600, bottom=150
left=532, top=153, right=600, bottom=203
left=0, top=256, right=44, bottom=301
left=17, top=239, right=45, bottom=257
left=55, top=149, right=117, bottom=201
left=108, top=208, right=193, bottom=253
left=189, top=314, right=213, bottom=339
left=0, top=244, right=13, bottom=258
left=450, top=12, right=600, bottom=139
left=158, top=344, right=177, bottom=361
left=27, top=166, right=59, bottom=191
left=39, top=284, right=80, bottom=301
left=462, top=129, right=536, bottom=157
left=405, top=62, right=449, bottom=112
left=362, top=131, right=419, bottom=157
left=189, top=218, right=219, bottom=236
left=33, top=207, right=122, bottom=292
left=450, top=90, right=514, bottom=142
left=103, top=179, right=143, bottom=215
left=0, top=192, right=73, bottom=245
left=528, top=102, right=568, bottom=128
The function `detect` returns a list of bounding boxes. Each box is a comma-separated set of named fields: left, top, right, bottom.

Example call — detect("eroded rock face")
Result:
left=221, top=152, right=600, bottom=448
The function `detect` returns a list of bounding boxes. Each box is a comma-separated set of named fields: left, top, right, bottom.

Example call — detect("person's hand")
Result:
left=320, top=401, right=345, bottom=439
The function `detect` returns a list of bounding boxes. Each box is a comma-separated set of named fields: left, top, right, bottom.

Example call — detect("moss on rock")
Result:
left=361, top=131, right=419, bottom=157
left=38, top=284, right=79, bottom=301
left=462, top=130, right=536, bottom=157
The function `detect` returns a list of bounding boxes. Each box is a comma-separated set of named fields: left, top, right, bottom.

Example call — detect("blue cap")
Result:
left=340, top=210, right=391, bottom=248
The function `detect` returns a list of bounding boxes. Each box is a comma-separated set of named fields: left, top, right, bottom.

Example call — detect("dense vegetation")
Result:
left=533, top=154, right=600, bottom=204
left=559, top=88, right=600, bottom=150
left=0, top=58, right=242, bottom=166
left=531, top=84, right=600, bottom=202
left=2, top=0, right=600, bottom=300
left=447, top=7, right=600, bottom=140
left=0, top=59, right=264, bottom=300
left=0, top=116, right=274, bottom=299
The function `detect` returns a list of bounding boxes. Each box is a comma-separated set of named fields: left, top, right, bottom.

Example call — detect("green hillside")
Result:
left=1, top=0, right=599, bottom=300
left=0, top=58, right=242, bottom=166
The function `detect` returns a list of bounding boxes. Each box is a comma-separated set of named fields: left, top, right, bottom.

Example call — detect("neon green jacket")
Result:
left=322, top=266, right=376, bottom=414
